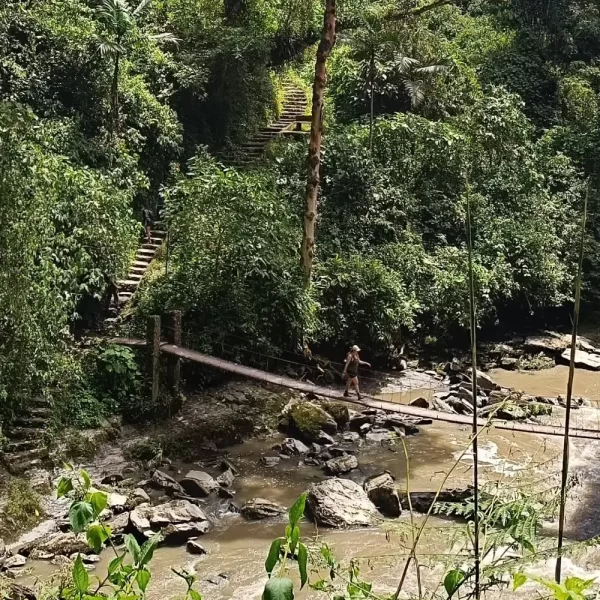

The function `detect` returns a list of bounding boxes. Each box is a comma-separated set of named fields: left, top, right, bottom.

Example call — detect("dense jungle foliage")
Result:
left=2, top=0, right=600, bottom=420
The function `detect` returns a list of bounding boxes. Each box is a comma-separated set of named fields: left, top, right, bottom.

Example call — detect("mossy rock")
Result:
left=289, top=402, right=337, bottom=442
left=322, top=402, right=349, bottom=428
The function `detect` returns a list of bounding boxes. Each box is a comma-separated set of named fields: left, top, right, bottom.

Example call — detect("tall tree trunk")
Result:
left=300, top=0, right=337, bottom=288
left=111, top=52, right=120, bottom=132
left=369, top=49, right=375, bottom=152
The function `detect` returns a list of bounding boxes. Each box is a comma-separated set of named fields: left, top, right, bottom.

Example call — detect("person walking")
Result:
left=142, top=206, right=154, bottom=244
left=343, top=345, right=371, bottom=400
left=104, top=274, right=119, bottom=309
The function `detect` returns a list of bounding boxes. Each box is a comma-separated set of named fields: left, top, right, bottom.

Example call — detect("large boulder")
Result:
left=325, top=454, right=358, bottom=475
left=321, top=402, right=350, bottom=428
left=307, top=479, right=378, bottom=528
left=148, top=470, right=185, bottom=495
left=400, top=488, right=472, bottom=513
left=525, top=333, right=569, bottom=353
left=561, top=349, right=600, bottom=371
left=364, top=473, right=401, bottom=518
left=288, top=403, right=337, bottom=442
left=240, top=498, right=286, bottom=520
left=180, top=471, right=219, bottom=497
left=33, top=532, right=90, bottom=557
left=130, top=500, right=210, bottom=541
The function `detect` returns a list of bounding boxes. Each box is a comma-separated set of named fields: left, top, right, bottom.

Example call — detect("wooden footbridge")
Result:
left=111, top=317, right=600, bottom=441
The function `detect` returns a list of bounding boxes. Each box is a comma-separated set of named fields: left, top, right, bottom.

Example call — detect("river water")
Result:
left=19, top=366, right=600, bottom=598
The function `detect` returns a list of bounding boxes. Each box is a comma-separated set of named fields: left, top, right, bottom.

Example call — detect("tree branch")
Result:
left=388, top=0, right=455, bottom=21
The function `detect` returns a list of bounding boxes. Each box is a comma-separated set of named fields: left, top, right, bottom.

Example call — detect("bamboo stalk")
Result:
left=465, top=180, right=481, bottom=598
left=555, top=183, right=589, bottom=583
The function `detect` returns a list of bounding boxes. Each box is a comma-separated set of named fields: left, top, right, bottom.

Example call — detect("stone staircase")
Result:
left=2, top=397, right=52, bottom=474
left=103, top=223, right=167, bottom=330
left=225, top=82, right=308, bottom=168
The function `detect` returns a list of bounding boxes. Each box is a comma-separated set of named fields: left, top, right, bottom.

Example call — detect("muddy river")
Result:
left=19, top=366, right=600, bottom=598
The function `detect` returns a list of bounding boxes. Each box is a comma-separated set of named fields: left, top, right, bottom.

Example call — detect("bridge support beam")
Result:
left=167, top=311, right=182, bottom=404
left=146, top=315, right=161, bottom=406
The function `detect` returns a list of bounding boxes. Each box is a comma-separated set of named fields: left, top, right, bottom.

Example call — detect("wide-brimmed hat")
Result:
left=351, top=345, right=361, bottom=352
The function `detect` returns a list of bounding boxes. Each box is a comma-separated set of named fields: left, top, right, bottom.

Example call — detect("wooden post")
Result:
left=146, top=315, right=161, bottom=405
left=167, top=311, right=182, bottom=396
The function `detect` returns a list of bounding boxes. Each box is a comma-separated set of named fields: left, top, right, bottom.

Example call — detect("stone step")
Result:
left=124, top=272, right=144, bottom=280
left=9, top=427, right=46, bottom=440
left=14, top=416, right=47, bottom=428
left=137, top=248, right=156, bottom=256
left=4, top=448, right=46, bottom=462
left=29, top=407, right=52, bottom=418
left=5, top=439, right=39, bottom=453
left=7, top=457, right=44, bottom=475
left=117, top=279, right=142, bottom=289
left=132, top=260, right=151, bottom=268
left=141, top=243, right=161, bottom=251
left=118, top=292, right=133, bottom=302
left=30, top=397, right=52, bottom=409
left=153, top=230, right=167, bottom=237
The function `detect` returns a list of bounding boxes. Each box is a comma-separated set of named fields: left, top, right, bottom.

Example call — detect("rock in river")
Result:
left=240, top=498, right=286, bottom=520
left=130, top=500, right=210, bottom=541
left=180, top=471, right=219, bottom=497
left=307, top=479, right=378, bottom=528
left=148, top=470, right=185, bottom=496
left=364, top=473, right=401, bottom=517
left=288, top=402, right=337, bottom=442
left=280, top=438, right=310, bottom=456
left=325, top=454, right=358, bottom=475
left=216, top=470, right=235, bottom=488
left=187, top=539, right=207, bottom=555
left=561, top=349, right=600, bottom=371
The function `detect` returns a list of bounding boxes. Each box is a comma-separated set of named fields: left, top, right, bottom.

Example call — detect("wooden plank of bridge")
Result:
left=108, top=337, right=600, bottom=441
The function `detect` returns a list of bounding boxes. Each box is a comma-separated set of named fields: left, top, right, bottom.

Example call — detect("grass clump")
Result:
left=0, top=479, right=45, bottom=540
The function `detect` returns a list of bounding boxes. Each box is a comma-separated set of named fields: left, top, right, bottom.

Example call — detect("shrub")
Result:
left=0, top=479, right=45, bottom=540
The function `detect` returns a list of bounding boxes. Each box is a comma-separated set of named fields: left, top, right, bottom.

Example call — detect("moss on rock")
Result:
left=322, top=402, right=350, bottom=428
left=289, top=402, right=337, bottom=441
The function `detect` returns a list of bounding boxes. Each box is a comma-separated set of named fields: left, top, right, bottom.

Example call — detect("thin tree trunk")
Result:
left=369, top=49, right=375, bottom=152
left=111, top=52, right=120, bottom=131
left=300, top=0, right=337, bottom=288
left=555, top=183, right=589, bottom=583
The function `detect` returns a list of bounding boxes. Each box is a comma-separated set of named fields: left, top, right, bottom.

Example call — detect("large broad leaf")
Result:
left=125, top=534, right=141, bottom=564
left=86, top=524, right=110, bottom=553
left=69, top=501, right=94, bottom=533
left=136, top=569, right=151, bottom=593
left=72, top=555, right=89, bottom=593
left=138, top=532, right=163, bottom=566
left=265, top=538, right=282, bottom=575
left=444, top=569, right=465, bottom=597
left=288, top=494, right=306, bottom=529
left=289, top=526, right=300, bottom=555
left=262, top=577, right=294, bottom=600
left=56, top=477, right=73, bottom=499
left=298, top=543, right=308, bottom=589
left=87, top=491, right=108, bottom=519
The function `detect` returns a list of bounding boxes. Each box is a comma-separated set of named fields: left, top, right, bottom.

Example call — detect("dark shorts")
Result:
left=347, top=371, right=358, bottom=379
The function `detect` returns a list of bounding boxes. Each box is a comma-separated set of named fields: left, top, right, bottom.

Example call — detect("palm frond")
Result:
left=149, top=32, right=180, bottom=46
left=415, top=63, right=448, bottom=75
left=133, top=0, right=153, bottom=17
left=403, top=78, right=425, bottom=107
left=392, top=54, right=420, bottom=73
left=96, top=35, right=125, bottom=56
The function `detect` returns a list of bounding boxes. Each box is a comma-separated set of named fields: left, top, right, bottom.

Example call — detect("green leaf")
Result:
left=136, top=569, right=151, bottom=593
left=72, top=555, right=89, bottom=593
left=288, top=494, right=306, bottom=529
left=125, top=534, right=141, bottom=564
left=265, top=538, right=282, bottom=575
left=189, top=590, right=202, bottom=600
left=444, top=569, right=465, bottom=597
left=289, top=526, right=300, bottom=555
left=87, top=492, right=108, bottom=519
left=139, top=532, right=163, bottom=566
left=86, top=524, right=109, bottom=553
left=81, top=470, right=91, bottom=490
left=69, top=502, right=94, bottom=533
left=513, top=573, right=527, bottom=591
left=108, top=555, right=124, bottom=575
left=262, top=577, right=294, bottom=600
left=298, top=543, right=308, bottom=589
left=57, top=477, right=74, bottom=498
